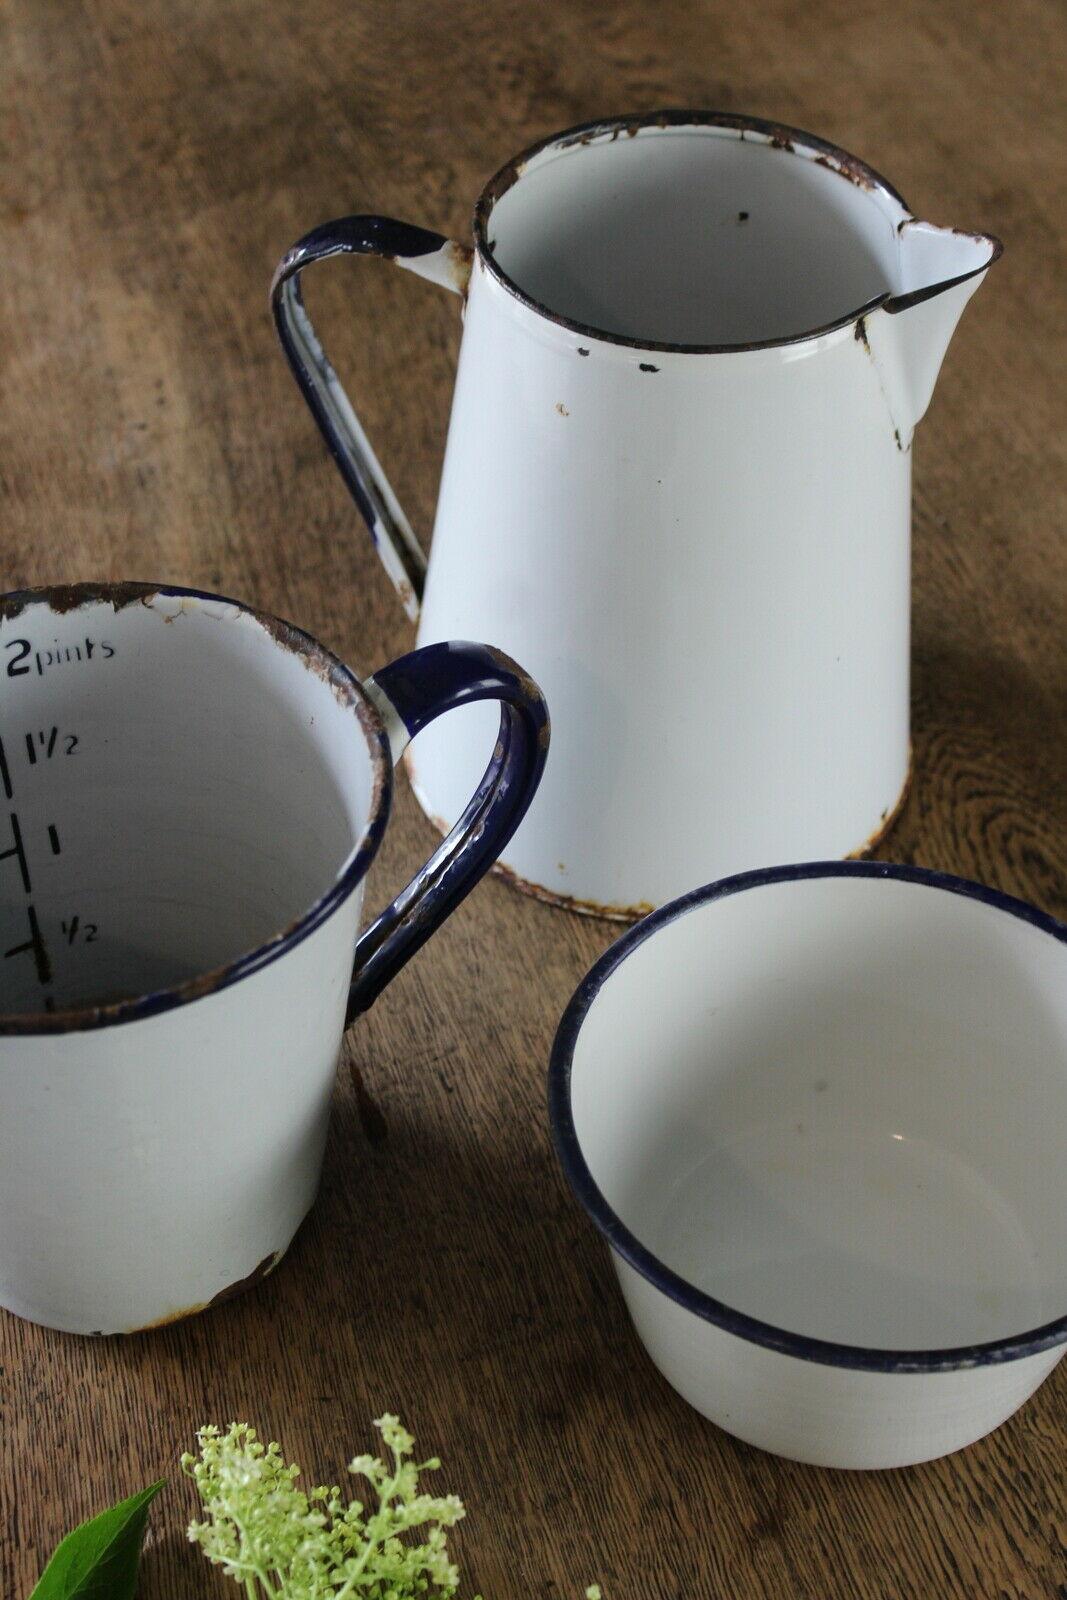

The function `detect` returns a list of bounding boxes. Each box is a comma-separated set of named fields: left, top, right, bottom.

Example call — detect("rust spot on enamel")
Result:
left=490, top=856, right=656, bottom=922
left=845, top=753, right=913, bottom=860
left=403, top=752, right=645, bottom=922
left=406, top=743, right=914, bottom=920
left=252, top=608, right=363, bottom=708
left=121, top=1250, right=283, bottom=1333
left=483, top=646, right=548, bottom=722
left=208, top=1249, right=281, bottom=1308
left=443, top=238, right=473, bottom=295
left=0, top=581, right=159, bottom=623
left=813, top=151, right=876, bottom=190
left=479, top=155, right=527, bottom=208
left=128, top=1300, right=210, bottom=1333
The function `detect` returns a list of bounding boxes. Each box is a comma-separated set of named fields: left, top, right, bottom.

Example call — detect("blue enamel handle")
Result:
left=348, top=642, right=549, bottom=1021
left=271, top=216, right=472, bottom=623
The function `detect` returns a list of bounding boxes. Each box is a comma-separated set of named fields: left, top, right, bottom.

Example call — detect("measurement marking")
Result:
left=48, top=824, right=61, bottom=855
left=4, top=904, right=52, bottom=984
left=0, top=812, right=31, bottom=893
left=26, top=727, right=61, bottom=762
left=25, top=905, right=51, bottom=984
left=0, top=737, right=11, bottom=801
left=62, top=915, right=80, bottom=945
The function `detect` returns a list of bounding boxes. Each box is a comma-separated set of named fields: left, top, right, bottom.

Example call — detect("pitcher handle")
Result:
left=348, top=642, right=549, bottom=1022
left=271, top=217, right=473, bottom=622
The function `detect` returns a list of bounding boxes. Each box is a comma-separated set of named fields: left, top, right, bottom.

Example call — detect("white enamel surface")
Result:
left=399, top=237, right=472, bottom=298
left=0, top=907, right=359, bottom=1333
left=567, top=874, right=1067, bottom=1466
left=408, top=121, right=992, bottom=912
left=616, top=1259, right=1063, bottom=1470
left=0, top=594, right=376, bottom=1333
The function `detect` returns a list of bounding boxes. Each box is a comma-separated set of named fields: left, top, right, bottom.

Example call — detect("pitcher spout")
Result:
left=887, top=220, right=1002, bottom=314
left=864, top=222, right=1002, bottom=445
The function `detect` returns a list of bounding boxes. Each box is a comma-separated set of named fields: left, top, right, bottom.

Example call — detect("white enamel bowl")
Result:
left=550, top=862, right=1067, bottom=1469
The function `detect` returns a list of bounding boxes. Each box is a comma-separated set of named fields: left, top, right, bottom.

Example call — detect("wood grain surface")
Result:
left=2, top=1, right=1066, bottom=1595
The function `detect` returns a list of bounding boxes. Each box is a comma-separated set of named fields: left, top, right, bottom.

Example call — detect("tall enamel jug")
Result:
left=273, top=112, right=1000, bottom=917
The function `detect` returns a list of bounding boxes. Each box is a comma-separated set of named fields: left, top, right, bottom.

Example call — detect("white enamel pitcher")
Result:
left=273, top=111, right=1001, bottom=917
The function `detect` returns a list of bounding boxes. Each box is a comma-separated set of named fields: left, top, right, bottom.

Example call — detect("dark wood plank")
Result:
left=1, top=1, right=1065, bottom=1596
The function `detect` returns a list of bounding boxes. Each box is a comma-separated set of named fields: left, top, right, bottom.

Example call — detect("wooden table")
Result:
left=2, top=1, right=1066, bottom=1594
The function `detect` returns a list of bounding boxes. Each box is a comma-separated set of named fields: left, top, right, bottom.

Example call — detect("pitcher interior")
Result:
left=485, top=120, right=909, bottom=346
left=0, top=593, right=378, bottom=1017
left=570, top=874, right=1067, bottom=1350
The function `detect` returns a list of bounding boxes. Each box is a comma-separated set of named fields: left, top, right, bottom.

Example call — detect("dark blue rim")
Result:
left=475, top=111, right=1003, bottom=355
left=0, top=583, right=393, bottom=1035
left=549, top=860, right=1067, bottom=1373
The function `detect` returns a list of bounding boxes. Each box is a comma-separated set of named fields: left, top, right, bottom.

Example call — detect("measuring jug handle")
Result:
left=348, top=642, right=549, bottom=1022
left=271, top=217, right=472, bottom=623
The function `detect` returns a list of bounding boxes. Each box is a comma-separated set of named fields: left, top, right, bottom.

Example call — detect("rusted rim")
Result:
left=473, top=110, right=1003, bottom=355
left=0, top=583, right=393, bottom=1035
left=845, top=749, right=913, bottom=861
left=407, top=747, right=914, bottom=923
left=490, top=857, right=654, bottom=923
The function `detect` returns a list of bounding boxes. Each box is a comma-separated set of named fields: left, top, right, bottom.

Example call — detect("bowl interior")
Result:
left=569, top=873, right=1067, bottom=1351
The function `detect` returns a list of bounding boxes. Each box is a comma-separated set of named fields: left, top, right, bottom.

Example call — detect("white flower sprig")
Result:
left=181, top=1413, right=602, bottom=1600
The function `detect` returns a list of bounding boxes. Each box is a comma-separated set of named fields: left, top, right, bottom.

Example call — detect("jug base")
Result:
left=845, top=747, right=913, bottom=862
left=404, top=748, right=912, bottom=923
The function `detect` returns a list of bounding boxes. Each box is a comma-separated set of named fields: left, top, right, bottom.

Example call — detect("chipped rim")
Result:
left=549, top=860, right=1067, bottom=1372
left=473, top=109, right=1003, bottom=355
left=0, top=582, right=393, bottom=1036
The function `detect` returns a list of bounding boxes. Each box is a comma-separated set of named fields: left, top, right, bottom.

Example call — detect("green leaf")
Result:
left=28, top=1480, right=165, bottom=1600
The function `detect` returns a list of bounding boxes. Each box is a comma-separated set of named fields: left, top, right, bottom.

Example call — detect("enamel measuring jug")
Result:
left=0, top=584, right=547, bottom=1334
left=273, top=111, right=1001, bottom=918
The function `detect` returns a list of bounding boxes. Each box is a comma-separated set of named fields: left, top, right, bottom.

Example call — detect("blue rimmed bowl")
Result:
left=550, top=861, right=1067, bottom=1468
